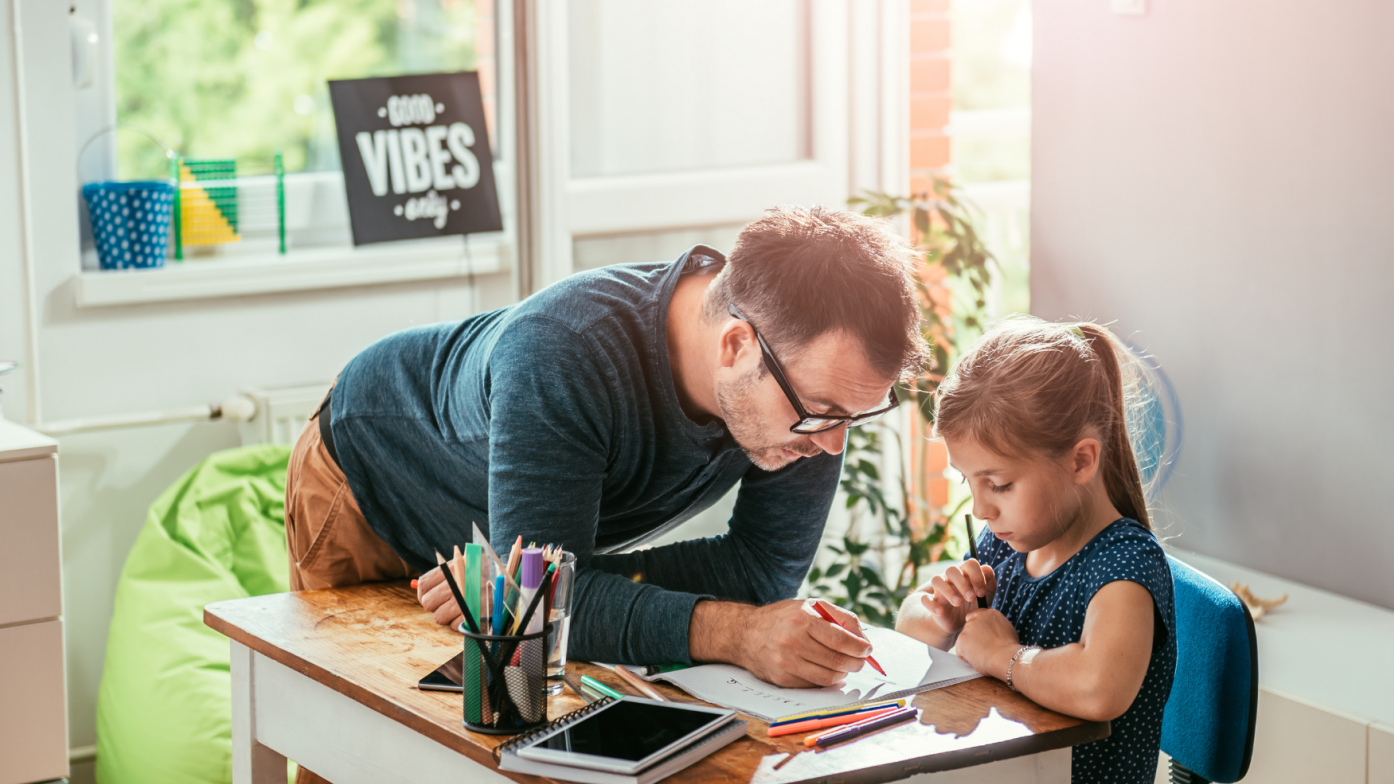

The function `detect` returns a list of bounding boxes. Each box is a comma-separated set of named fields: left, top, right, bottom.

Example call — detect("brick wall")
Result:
left=475, top=0, right=497, bottom=148
left=909, top=0, right=952, bottom=196
left=908, top=0, right=954, bottom=554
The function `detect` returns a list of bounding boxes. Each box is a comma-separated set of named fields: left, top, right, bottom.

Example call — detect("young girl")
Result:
left=896, top=318, right=1175, bottom=784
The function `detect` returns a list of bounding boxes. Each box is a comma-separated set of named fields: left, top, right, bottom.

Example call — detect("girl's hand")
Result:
left=955, top=608, right=1020, bottom=677
left=916, top=559, right=997, bottom=635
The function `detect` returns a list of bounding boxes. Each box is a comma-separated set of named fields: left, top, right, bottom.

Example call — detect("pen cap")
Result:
left=521, top=547, right=544, bottom=590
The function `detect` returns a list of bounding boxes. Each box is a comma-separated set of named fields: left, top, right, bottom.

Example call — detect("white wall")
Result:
left=1031, top=0, right=1394, bottom=609
left=0, top=0, right=516, bottom=759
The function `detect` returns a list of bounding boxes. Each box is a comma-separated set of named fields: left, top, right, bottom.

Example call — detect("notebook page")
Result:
left=642, top=626, right=980, bottom=722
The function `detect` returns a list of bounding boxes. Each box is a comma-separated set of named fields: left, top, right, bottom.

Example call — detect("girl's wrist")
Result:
left=990, top=641, right=1021, bottom=682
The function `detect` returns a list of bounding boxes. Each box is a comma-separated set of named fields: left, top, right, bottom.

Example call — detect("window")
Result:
left=112, top=0, right=491, bottom=179
left=73, top=0, right=509, bottom=280
left=952, top=0, right=1031, bottom=318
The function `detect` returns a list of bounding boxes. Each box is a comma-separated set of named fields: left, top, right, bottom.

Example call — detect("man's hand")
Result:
left=416, top=565, right=464, bottom=631
left=690, top=598, right=872, bottom=688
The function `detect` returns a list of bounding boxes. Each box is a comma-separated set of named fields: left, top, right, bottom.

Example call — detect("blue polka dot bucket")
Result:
left=81, top=180, right=174, bottom=270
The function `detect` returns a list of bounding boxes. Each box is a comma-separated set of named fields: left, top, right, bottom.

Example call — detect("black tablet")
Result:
left=515, top=697, right=736, bottom=774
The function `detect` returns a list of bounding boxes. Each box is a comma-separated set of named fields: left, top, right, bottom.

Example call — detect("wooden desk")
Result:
left=205, top=582, right=1106, bottom=784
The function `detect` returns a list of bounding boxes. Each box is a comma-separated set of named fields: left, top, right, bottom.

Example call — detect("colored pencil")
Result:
left=768, top=706, right=900, bottom=737
left=806, top=706, right=918, bottom=748
left=771, top=699, right=907, bottom=727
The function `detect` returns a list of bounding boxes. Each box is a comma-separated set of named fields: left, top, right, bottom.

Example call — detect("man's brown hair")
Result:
left=703, top=205, right=928, bottom=382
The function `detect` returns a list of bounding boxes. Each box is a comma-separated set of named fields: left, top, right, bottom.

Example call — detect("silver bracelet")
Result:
left=1005, top=645, right=1039, bottom=692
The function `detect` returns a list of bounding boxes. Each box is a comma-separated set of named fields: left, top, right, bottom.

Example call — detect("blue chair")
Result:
left=1161, top=557, right=1259, bottom=783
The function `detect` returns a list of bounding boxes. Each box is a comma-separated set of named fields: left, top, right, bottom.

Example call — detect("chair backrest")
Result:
left=1161, top=556, right=1259, bottom=783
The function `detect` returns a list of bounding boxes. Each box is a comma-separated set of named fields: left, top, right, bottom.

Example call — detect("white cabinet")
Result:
left=1168, top=550, right=1394, bottom=784
left=1370, top=723, right=1394, bottom=784
left=0, top=420, right=66, bottom=784
left=1244, top=688, right=1369, bottom=784
left=0, top=621, right=67, bottom=783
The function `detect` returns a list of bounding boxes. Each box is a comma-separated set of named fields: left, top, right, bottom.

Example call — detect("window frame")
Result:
left=527, top=0, right=857, bottom=290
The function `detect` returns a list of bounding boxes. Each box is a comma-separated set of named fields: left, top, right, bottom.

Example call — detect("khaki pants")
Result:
left=284, top=392, right=415, bottom=783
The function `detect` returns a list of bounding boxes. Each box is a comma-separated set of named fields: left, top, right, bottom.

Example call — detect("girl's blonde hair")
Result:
left=933, top=317, right=1153, bottom=529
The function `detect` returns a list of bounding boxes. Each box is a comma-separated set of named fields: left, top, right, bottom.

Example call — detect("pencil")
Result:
left=506, top=535, right=523, bottom=573
left=433, top=550, right=481, bottom=635
left=965, top=515, right=987, bottom=609
left=810, top=600, right=886, bottom=676
left=609, top=664, right=668, bottom=701
left=806, top=706, right=918, bottom=748
left=771, top=699, right=907, bottom=727
left=768, top=706, right=899, bottom=738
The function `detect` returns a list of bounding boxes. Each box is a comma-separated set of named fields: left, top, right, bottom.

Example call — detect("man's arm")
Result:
left=592, top=450, right=877, bottom=686
left=474, top=315, right=715, bottom=666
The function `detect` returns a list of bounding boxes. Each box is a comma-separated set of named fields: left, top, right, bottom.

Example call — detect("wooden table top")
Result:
left=205, top=582, right=1107, bottom=784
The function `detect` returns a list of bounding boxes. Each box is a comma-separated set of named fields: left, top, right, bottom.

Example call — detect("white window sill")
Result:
left=72, top=237, right=509, bottom=308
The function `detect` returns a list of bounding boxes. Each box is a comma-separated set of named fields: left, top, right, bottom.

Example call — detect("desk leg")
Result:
left=232, top=641, right=290, bottom=784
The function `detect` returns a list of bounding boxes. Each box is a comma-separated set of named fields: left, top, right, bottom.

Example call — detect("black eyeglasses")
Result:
left=727, top=303, right=899, bottom=434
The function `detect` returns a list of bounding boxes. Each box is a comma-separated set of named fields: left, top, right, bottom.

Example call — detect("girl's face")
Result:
left=944, top=436, right=1087, bottom=553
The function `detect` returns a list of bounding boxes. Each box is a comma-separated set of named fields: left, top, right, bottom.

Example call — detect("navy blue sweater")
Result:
left=331, top=247, right=842, bottom=665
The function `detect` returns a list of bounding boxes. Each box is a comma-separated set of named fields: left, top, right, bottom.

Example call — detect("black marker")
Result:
left=965, top=514, right=987, bottom=610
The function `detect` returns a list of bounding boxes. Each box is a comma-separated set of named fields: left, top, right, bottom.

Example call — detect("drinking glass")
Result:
left=544, top=551, right=576, bottom=695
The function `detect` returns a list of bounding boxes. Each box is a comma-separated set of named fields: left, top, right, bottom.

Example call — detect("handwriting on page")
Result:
left=723, top=678, right=806, bottom=708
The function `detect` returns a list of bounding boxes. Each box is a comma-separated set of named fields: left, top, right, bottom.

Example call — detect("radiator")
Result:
left=239, top=384, right=330, bottom=446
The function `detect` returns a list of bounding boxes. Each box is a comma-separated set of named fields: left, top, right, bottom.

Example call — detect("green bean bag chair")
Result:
left=95, top=444, right=295, bottom=784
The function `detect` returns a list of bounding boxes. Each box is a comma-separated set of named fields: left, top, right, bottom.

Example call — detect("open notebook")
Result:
left=636, top=625, right=981, bottom=723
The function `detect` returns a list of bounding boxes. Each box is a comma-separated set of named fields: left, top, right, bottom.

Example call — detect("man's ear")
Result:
left=716, top=319, right=759, bottom=371
left=1071, top=438, right=1102, bottom=486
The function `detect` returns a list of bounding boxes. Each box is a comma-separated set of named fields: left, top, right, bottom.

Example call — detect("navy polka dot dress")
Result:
left=975, top=518, right=1175, bottom=784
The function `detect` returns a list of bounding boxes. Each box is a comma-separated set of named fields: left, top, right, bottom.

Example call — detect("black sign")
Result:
left=329, top=72, right=502, bottom=245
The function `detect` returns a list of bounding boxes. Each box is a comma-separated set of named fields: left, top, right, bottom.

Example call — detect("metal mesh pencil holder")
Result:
left=461, top=625, right=551, bottom=735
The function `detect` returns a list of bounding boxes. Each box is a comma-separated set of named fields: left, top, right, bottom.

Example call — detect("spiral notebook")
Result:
left=636, top=625, right=981, bottom=723
left=494, top=698, right=749, bottom=784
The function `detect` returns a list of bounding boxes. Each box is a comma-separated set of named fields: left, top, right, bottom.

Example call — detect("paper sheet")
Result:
left=639, top=626, right=981, bottom=722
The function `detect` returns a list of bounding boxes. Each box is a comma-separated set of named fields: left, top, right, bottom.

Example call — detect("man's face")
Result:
left=717, top=329, right=895, bottom=471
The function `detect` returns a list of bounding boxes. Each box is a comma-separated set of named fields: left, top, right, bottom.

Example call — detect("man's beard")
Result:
left=716, top=366, right=820, bottom=471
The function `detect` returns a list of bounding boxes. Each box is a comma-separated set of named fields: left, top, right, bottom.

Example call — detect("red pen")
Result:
left=810, top=600, right=886, bottom=676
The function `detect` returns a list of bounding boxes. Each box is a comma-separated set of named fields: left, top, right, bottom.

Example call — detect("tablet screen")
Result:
left=533, top=700, right=728, bottom=763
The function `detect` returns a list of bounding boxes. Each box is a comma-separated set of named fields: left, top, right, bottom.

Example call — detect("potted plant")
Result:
left=805, top=179, right=996, bottom=627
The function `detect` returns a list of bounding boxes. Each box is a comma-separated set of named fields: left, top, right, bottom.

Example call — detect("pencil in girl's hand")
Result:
left=965, top=515, right=987, bottom=610
left=810, top=600, right=886, bottom=676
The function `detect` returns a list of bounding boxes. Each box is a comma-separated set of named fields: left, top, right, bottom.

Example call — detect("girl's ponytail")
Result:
left=1075, top=324, right=1151, bottom=529
left=934, top=316, right=1155, bottom=530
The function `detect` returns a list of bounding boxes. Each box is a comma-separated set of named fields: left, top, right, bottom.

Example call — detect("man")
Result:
left=285, top=205, right=926, bottom=691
